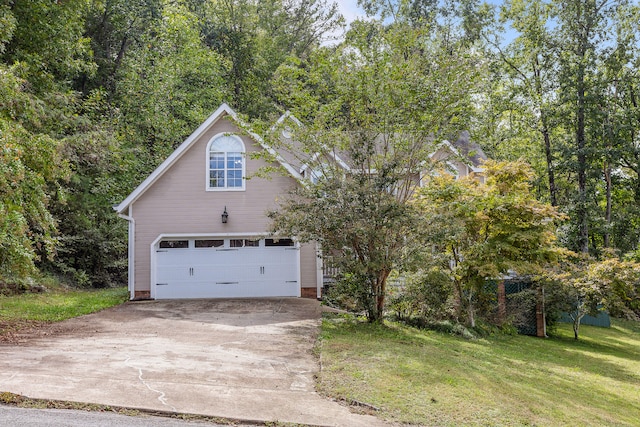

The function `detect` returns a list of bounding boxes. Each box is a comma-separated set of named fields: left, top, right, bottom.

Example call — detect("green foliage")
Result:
left=190, top=0, right=343, bottom=118
left=2, top=0, right=96, bottom=88
left=268, top=16, right=481, bottom=322
left=82, top=0, right=163, bottom=93
left=389, top=269, right=455, bottom=322
left=115, top=2, right=227, bottom=162
left=0, top=4, right=16, bottom=54
left=559, top=256, right=640, bottom=339
left=484, top=0, right=640, bottom=255
left=45, top=127, right=128, bottom=287
left=0, top=64, right=70, bottom=281
left=415, top=160, right=565, bottom=327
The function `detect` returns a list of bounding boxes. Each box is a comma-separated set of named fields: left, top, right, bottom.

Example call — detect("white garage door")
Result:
left=154, top=237, right=299, bottom=299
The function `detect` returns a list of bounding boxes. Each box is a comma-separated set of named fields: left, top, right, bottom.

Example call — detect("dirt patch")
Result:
left=0, top=314, right=98, bottom=345
left=0, top=320, right=45, bottom=344
left=0, top=282, right=46, bottom=296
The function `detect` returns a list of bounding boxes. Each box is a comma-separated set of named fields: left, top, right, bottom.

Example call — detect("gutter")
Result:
left=117, top=211, right=135, bottom=301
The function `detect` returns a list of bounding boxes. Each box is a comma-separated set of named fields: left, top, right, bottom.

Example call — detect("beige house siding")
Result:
left=299, top=242, right=319, bottom=297
left=130, top=115, right=317, bottom=295
left=430, top=146, right=473, bottom=178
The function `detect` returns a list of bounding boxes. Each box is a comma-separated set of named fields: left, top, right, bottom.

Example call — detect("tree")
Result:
left=486, top=0, right=559, bottom=206
left=0, top=0, right=94, bottom=283
left=0, top=67, right=68, bottom=281
left=266, top=19, right=481, bottom=322
left=561, top=256, right=640, bottom=339
left=190, top=0, right=343, bottom=117
left=481, top=0, right=640, bottom=256
left=414, top=160, right=565, bottom=327
left=1, top=0, right=96, bottom=90
left=82, top=0, right=162, bottom=93
left=114, top=1, right=228, bottom=174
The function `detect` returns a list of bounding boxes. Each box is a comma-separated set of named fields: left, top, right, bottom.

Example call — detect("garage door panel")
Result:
left=154, top=238, right=299, bottom=299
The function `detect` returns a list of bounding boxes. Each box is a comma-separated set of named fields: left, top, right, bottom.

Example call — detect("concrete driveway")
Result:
left=0, top=298, right=387, bottom=426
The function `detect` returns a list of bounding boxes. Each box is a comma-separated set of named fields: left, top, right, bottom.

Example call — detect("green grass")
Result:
left=0, top=287, right=128, bottom=335
left=318, top=315, right=640, bottom=426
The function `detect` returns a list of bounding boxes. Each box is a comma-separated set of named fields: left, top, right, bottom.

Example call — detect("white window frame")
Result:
left=206, top=133, right=246, bottom=191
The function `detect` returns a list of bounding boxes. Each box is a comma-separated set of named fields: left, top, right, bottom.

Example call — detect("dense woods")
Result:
left=1, top=0, right=639, bottom=323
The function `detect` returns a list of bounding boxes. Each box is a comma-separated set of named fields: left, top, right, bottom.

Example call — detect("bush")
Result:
left=389, top=268, right=455, bottom=322
left=323, top=273, right=371, bottom=315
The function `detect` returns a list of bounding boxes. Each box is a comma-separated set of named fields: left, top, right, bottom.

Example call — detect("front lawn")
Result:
left=0, top=287, right=128, bottom=338
left=318, top=315, right=640, bottom=426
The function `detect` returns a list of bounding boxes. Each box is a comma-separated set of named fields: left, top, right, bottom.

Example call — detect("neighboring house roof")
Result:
left=114, top=103, right=302, bottom=214
left=432, top=131, right=487, bottom=173
left=450, top=131, right=488, bottom=169
left=272, top=118, right=485, bottom=175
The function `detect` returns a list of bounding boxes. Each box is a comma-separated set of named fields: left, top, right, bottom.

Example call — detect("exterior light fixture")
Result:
left=221, top=206, right=229, bottom=224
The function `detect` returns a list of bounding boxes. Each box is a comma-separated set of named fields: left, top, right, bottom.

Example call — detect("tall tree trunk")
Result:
left=604, top=161, right=612, bottom=248
left=542, top=119, right=557, bottom=206
left=576, top=59, right=589, bottom=254
left=467, top=291, right=476, bottom=328
left=534, top=58, right=558, bottom=206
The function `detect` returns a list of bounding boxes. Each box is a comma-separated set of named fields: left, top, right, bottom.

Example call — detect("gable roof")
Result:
left=432, top=131, right=487, bottom=173
left=114, top=103, right=302, bottom=214
left=272, top=114, right=486, bottom=175
left=271, top=110, right=487, bottom=176
left=271, top=112, right=352, bottom=174
left=450, top=131, right=488, bottom=169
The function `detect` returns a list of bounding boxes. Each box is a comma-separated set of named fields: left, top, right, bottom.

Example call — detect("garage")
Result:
left=153, top=237, right=300, bottom=299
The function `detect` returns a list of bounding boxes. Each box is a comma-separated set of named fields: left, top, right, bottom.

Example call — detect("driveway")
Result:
left=0, top=298, right=387, bottom=426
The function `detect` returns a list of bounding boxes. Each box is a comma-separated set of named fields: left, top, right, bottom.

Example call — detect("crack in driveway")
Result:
left=125, top=355, right=176, bottom=412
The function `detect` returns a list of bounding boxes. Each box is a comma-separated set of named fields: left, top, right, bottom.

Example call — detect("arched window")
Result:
left=207, top=134, right=245, bottom=190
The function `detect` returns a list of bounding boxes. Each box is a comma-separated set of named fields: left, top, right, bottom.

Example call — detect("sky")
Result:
left=331, top=0, right=519, bottom=46
left=335, top=0, right=366, bottom=24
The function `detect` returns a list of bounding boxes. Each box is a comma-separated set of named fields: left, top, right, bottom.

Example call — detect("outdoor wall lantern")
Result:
left=221, top=206, right=229, bottom=224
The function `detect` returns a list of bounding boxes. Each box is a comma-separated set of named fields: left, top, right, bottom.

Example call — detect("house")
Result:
left=114, top=103, right=486, bottom=301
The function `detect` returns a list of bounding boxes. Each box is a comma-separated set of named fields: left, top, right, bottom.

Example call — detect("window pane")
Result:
left=265, top=238, right=294, bottom=247
left=210, top=152, right=225, bottom=169
left=210, top=171, right=224, bottom=187
left=227, top=152, right=242, bottom=168
left=195, top=239, right=224, bottom=248
left=159, top=240, right=189, bottom=249
left=227, top=170, right=242, bottom=187
left=230, top=239, right=244, bottom=248
left=208, top=144, right=244, bottom=189
left=244, top=239, right=259, bottom=247
left=210, top=135, right=243, bottom=152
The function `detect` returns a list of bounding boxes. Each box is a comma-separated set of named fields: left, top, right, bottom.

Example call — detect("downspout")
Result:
left=117, top=210, right=135, bottom=301
left=316, top=242, right=323, bottom=300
